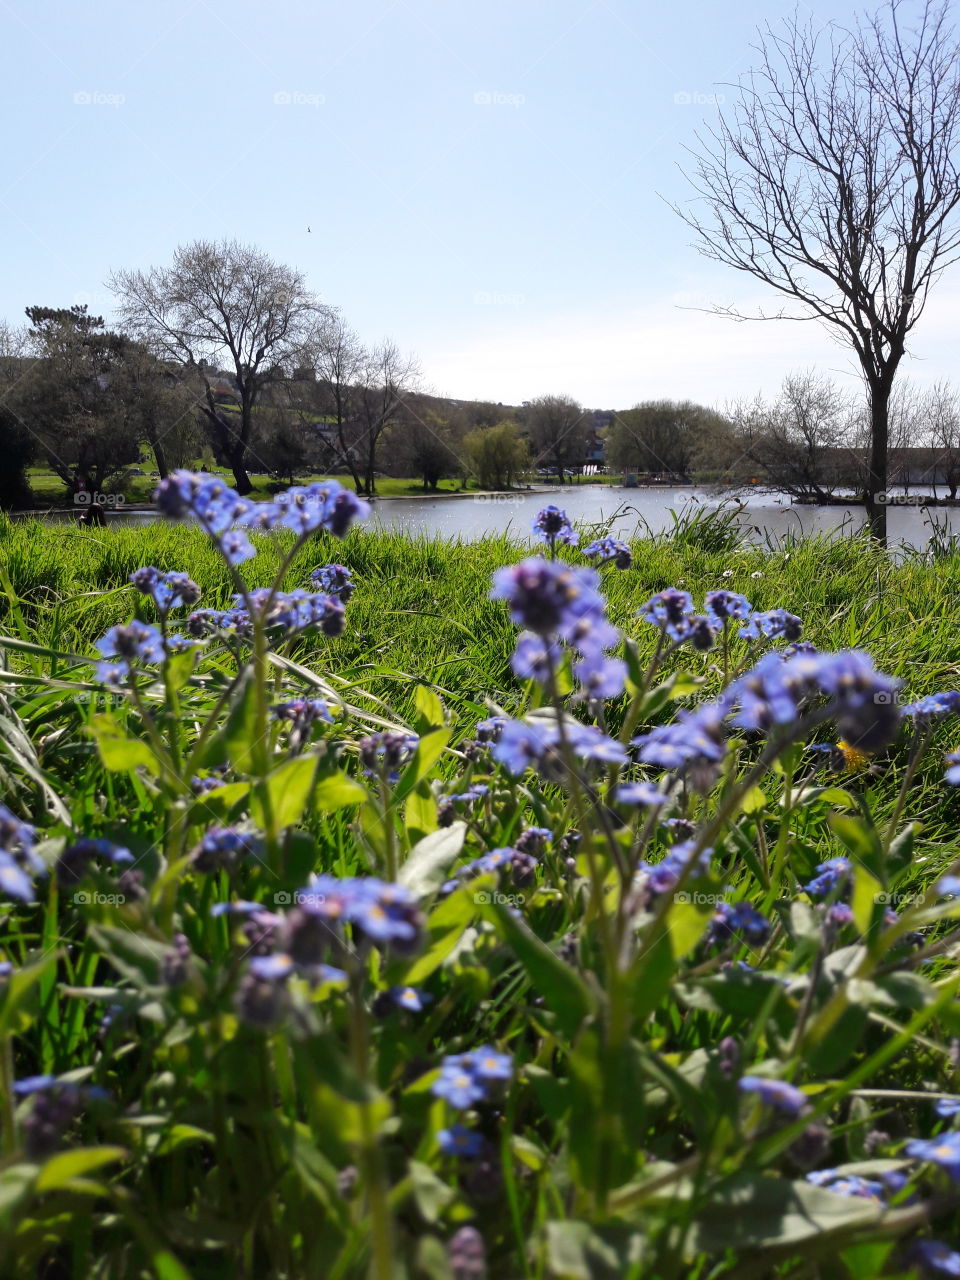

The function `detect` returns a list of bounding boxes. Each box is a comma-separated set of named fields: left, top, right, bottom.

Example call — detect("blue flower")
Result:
left=359, top=731, right=419, bottom=781
left=803, top=857, right=852, bottom=898
left=490, top=558, right=602, bottom=637
left=738, top=609, right=803, bottom=642
left=936, top=1098, right=960, bottom=1117
left=583, top=536, right=631, bottom=568
left=0, top=805, right=44, bottom=902
left=310, top=563, right=355, bottom=601
left=705, top=590, right=752, bottom=624
left=466, top=1046, right=513, bottom=1082
left=438, top=1124, right=485, bottom=1157
left=945, top=752, right=960, bottom=787
left=939, top=875, right=960, bottom=898
left=638, top=589, right=695, bottom=640
left=903, top=692, right=960, bottom=723
left=96, top=621, right=165, bottom=669
left=573, top=649, right=627, bottom=699
left=511, top=632, right=562, bottom=683
left=739, top=1075, right=808, bottom=1116
left=389, top=986, right=432, bottom=1012
left=532, top=505, right=578, bottom=547
left=633, top=704, right=727, bottom=773
left=55, top=837, right=133, bottom=887
left=130, top=567, right=201, bottom=614
left=708, top=902, right=771, bottom=947
left=906, top=1132, right=960, bottom=1178
left=433, top=1065, right=487, bottom=1109
left=615, top=781, right=668, bottom=807
left=913, top=1240, right=960, bottom=1276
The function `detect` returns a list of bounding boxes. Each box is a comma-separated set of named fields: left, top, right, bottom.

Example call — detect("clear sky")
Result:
left=2, top=0, right=957, bottom=410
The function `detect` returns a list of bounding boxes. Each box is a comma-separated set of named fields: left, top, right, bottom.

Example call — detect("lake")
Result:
left=32, top=485, right=960, bottom=550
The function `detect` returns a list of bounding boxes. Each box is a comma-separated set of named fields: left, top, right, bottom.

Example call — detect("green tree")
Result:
left=17, top=305, right=143, bottom=495
left=523, top=394, right=587, bottom=483
left=464, top=421, right=528, bottom=489
left=606, top=400, right=730, bottom=477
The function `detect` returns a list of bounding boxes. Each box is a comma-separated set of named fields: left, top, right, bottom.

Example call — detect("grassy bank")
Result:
left=3, top=509, right=960, bottom=1276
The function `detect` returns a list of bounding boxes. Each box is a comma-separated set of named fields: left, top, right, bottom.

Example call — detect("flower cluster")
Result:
left=583, top=536, right=632, bottom=569
left=532, top=505, right=578, bottom=548
left=359, top=731, right=419, bottom=782
left=155, top=471, right=370, bottom=554
left=432, top=1046, right=513, bottom=1109
left=191, top=827, right=262, bottom=873
left=129, top=567, right=201, bottom=615
left=492, top=715, right=627, bottom=778
left=310, top=564, right=355, bottom=602
left=55, top=838, right=133, bottom=888
left=188, top=589, right=346, bottom=641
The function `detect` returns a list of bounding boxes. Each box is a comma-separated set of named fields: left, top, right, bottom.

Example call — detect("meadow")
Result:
left=1, top=494, right=960, bottom=1278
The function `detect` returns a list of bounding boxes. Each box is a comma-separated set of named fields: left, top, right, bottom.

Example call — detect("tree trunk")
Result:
left=146, top=427, right=168, bottom=479
left=232, top=403, right=254, bottom=495
left=865, top=380, right=890, bottom=544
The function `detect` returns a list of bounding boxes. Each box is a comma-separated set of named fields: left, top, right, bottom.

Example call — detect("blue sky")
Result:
left=2, top=0, right=957, bottom=408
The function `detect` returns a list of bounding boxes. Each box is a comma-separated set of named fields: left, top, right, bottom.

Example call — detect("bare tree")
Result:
left=297, top=310, right=368, bottom=492
left=733, top=372, right=860, bottom=500
left=924, top=380, right=960, bottom=498
left=675, top=1, right=960, bottom=541
left=523, top=394, right=587, bottom=483
left=352, top=342, right=421, bottom=496
left=109, top=240, right=321, bottom=493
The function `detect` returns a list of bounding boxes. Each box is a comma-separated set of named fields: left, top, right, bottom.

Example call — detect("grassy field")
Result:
left=3, top=508, right=960, bottom=1277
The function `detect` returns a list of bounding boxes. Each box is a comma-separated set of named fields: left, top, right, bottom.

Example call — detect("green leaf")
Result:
left=89, top=715, right=161, bottom=777
left=199, top=670, right=258, bottom=772
left=829, top=813, right=883, bottom=881
left=480, top=900, right=594, bottom=1039
left=687, top=1173, right=881, bottom=1253
left=313, top=772, right=368, bottom=812
left=851, top=863, right=884, bottom=934
left=399, top=823, right=467, bottom=897
left=35, top=1146, right=127, bottom=1191
left=0, top=951, right=60, bottom=1038
left=665, top=896, right=714, bottom=960
left=409, top=1160, right=455, bottom=1224
left=544, top=1221, right=646, bottom=1280
left=413, top=685, right=445, bottom=731
left=252, top=754, right=319, bottom=830
left=394, top=727, right=451, bottom=804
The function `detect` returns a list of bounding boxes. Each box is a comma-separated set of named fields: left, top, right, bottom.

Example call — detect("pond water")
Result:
left=30, top=485, right=960, bottom=551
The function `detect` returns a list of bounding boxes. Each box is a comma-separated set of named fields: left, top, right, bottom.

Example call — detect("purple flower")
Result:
left=707, top=901, right=771, bottom=947
left=532, top=505, right=578, bottom=547
left=905, top=1132, right=960, bottom=1179
left=0, top=805, right=44, bottom=902
left=638, top=589, right=695, bottom=641
left=739, top=1076, right=808, bottom=1116
left=310, top=563, right=355, bottom=601
left=945, top=752, right=960, bottom=787
left=739, top=609, right=803, bottom=642
left=475, top=717, right=506, bottom=743
left=388, top=986, right=432, bottom=1012
left=191, top=827, right=262, bottom=873
left=491, top=716, right=627, bottom=777
left=904, top=692, right=960, bottom=723
left=913, top=1240, right=960, bottom=1276
left=511, top=632, right=562, bottom=683
left=803, top=857, right=852, bottom=898
left=583, top=536, right=632, bottom=569
left=573, top=649, right=627, bottom=699
left=438, top=1124, right=485, bottom=1157
left=95, top=621, right=165, bottom=671
left=705, top=590, right=752, bottom=624
left=616, top=781, right=668, bottom=807
left=359, top=731, right=419, bottom=781
left=490, top=558, right=601, bottom=637
left=936, top=1098, right=960, bottom=1117
left=55, top=837, right=133, bottom=887
left=433, top=1065, right=487, bottom=1109
left=130, top=567, right=201, bottom=614
left=633, top=704, right=727, bottom=774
